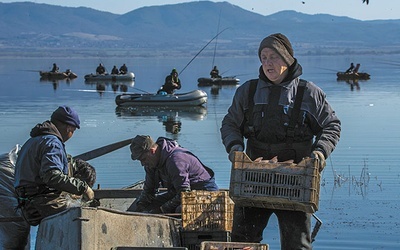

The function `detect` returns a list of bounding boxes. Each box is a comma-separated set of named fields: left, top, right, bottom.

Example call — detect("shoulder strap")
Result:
left=245, top=79, right=258, bottom=125
left=241, top=79, right=258, bottom=138
left=286, top=79, right=307, bottom=145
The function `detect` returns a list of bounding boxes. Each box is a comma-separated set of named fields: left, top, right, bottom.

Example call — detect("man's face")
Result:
left=64, top=125, right=77, bottom=142
left=260, top=47, right=288, bottom=84
left=132, top=149, right=158, bottom=169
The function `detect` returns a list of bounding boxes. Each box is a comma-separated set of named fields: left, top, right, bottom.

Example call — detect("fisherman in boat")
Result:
left=119, top=64, right=128, bottom=75
left=111, top=65, right=119, bottom=75
left=51, top=63, right=59, bottom=73
left=345, top=62, right=355, bottom=73
left=65, top=69, right=73, bottom=77
left=210, top=65, right=221, bottom=78
left=158, top=68, right=181, bottom=94
left=1, top=145, right=96, bottom=248
left=14, top=106, right=95, bottom=226
left=127, top=135, right=218, bottom=214
left=96, top=63, right=106, bottom=75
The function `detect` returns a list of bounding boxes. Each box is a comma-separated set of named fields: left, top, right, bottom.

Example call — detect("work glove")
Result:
left=228, top=145, right=244, bottom=163
left=83, top=186, right=95, bottom=201
left=311, top=150, right=326, bottom=172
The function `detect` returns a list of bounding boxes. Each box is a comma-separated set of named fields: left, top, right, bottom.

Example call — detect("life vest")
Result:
left=243, top=79, right=311, bottom=163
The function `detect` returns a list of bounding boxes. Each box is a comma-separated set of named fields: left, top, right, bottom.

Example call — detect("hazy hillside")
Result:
left=0, top=1, right=399, bottom=57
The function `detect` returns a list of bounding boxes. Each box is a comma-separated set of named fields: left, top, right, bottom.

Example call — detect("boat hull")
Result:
left=84, top=72, right=135, bottom=81
left=336, top=72, right=370, bottom=81
left=39, top=71, right=77, bottom=80
left=115, top=90, right=208, bottom=107
left=197, top=77, right=239, bottom=87
left=35, top=206, right=181, bottom=250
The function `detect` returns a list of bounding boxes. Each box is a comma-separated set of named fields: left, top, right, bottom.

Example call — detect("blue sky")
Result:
left=1, top=0, right=398, bottom=21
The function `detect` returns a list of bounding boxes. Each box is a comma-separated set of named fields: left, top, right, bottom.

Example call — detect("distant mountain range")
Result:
left=1, top=1, right=399, bottom=57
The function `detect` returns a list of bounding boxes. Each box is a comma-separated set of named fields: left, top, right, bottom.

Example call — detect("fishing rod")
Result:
left=180, top=27, right=229, bottom=75
left=133, top=87, right=151, bottom=94
left=211, top=9, right=222, bottom=69
left=313, top=66, right=339, bottom=73
left=21, top=69, right=42, bottom=72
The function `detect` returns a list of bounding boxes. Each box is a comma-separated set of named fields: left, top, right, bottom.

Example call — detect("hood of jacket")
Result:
left=30, top=120, right=63, bottom=141
left=155, top=137, right=180, bottom=169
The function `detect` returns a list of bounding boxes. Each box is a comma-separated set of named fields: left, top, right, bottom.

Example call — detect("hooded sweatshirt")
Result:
left=14, top=121, right=87, bottom=195
left=141, top=137, right=217, bottom=212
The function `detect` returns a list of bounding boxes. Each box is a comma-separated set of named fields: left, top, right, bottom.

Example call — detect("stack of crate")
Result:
left=180, top=190, right=235, bottom=250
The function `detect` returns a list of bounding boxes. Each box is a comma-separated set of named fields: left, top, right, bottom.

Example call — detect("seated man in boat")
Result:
left=111, top=65, right=119, bottom=75
left=210, top=65, right=221, bottom=78
left=345, top=62, right=355, bottom=73
left=51, top=63, right=59, bottom=73
left=127, top=135, right=218, bottom=214
left=14, top=106, right=95, bottom=226
left=96, top=63, right=106, bottom=75
left=119, top=64, right=128, bottom=74
left=158, top=68, right=181, bottom=94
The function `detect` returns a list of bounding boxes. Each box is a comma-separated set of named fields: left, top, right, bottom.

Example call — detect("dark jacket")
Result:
left=160, top=75, right=181, bottom=94
left=14, top=121, right=88, bottom=195
left=220, top=60, right=341, bottom=161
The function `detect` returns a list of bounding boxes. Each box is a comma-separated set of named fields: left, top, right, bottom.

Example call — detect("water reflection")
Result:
left=115, top=106, right=207, bottom=137
left=39, top=78, right=74, bottom=91
left=84, top=81, right=134, bottom=96
left=345, top=79, right=360, bottom=91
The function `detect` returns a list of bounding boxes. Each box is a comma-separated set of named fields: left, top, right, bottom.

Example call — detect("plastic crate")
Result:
left=200, top=241, right=269, bottom=250
left=181, top=190, right=234, bottom=231
left=229, top=152, right=320, bottom=213
left=181, top=230, right=231, bottom=250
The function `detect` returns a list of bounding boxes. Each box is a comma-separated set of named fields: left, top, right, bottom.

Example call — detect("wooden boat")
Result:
left=115, top=90, right=207, bottom=107
left=336, top=72, right=370, bottom=81
left=35, top=188, right=182, bottom=250
left=197, top=76, right=240, bottom=87
left=84, top=72, right=135, bottom=82
left=39, top=70, right=77, bottom=80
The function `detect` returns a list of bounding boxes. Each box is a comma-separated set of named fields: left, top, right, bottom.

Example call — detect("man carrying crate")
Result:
left=220, top=33, right=341, bottom=249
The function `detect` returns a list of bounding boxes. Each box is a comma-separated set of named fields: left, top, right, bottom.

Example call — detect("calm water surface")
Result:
left=1, top=55, right=400, bottom=249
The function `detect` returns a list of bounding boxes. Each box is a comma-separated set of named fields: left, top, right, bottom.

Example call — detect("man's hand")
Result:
left=83, top=186, right=95, bottom=201
left=229, top=145, right=244, bottom=162
left=311, top=151, right=326, bottom=172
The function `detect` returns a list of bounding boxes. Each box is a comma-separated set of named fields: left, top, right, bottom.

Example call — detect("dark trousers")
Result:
left=232, top=206, right=312, bottom=250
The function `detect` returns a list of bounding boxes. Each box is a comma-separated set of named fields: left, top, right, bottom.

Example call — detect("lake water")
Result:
left=1, top=54, right=400, bottom=249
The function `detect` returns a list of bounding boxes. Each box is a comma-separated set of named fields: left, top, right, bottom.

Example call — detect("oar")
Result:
left=74, top=138, right=133, bottom=161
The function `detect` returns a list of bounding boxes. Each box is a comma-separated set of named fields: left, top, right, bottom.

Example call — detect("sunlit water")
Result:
left=1, top=54, right=400, bottom=249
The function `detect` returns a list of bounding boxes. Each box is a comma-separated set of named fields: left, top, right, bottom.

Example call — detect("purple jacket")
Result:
left=142, top=137, right=218, bottom=212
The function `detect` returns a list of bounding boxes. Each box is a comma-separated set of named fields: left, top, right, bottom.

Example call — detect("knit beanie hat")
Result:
left=51, top=106, right=80, bottom=129
left=258, top=33, right=295, bottom=66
